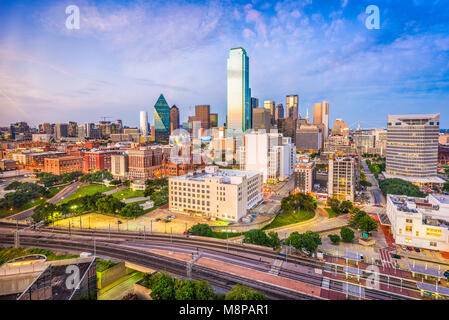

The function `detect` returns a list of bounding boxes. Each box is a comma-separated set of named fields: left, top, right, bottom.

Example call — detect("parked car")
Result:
left=401, top=246, right=407, bottom=251
left=414, top=247, right=421, bottom=253
left=155, top=218, right=161, bottom=222
left=443, top=270, right=449, bottom=278
left=391, top=254, right=401, bottom=259
left=406, top=246, right=413, bottom=251
left=164, top=219, right=171, bottom=223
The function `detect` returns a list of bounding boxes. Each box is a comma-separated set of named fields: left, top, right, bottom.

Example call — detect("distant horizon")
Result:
left=1, top=0, right=448, bottom=128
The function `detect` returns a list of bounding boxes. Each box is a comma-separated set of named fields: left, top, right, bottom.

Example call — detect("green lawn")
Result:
left=325, top=207, right=340, bottom=219
left=47, top=186, right=64, bottom=198
left=59, top=184, right=115, bottom=205
left=0, top=247, right=78, bottom=265
left=111, top=188, right=145, bottom=200
left=262, top=209, right=315, bottom=230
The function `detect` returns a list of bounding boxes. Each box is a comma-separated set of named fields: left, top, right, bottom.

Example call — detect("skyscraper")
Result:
left=140, top=111, right=149, bottom=137
left=227, top=47, right=250, bottom=133
left=286, top=95, right=298, bottom=120
left=170, top=105, right=180, bottom=134
left=154, top=94, right=170, bottom=143
left=385, top=114, right=443, bottom=184
left=252, top=108, right=271, bottom=131
left=250, top=97, right=259, bottom=129
left=275, top=104, right=284, bottom=122
left=313, top=101, right=329, bottom=142
left=264, top=101, right=275, bottom=126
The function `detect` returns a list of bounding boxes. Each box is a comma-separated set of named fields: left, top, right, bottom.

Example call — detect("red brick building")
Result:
left=83, top=149, right=119, bottom=172
left=127, top=148, right=163, bottom=180
left=44, top=156, right=83, bottom=175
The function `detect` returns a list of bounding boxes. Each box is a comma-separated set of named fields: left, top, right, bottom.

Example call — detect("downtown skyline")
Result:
left=0, top=0, right=449, bottom=129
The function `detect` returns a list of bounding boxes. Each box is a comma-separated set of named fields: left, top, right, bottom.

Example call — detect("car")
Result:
left=164, top=219, right=171, bottom=223
left=401, top=246, right=407, bottom=251
left=155, top=218, right=161, bottom=222
left=391, top=254, right=401, bottom=259
left=414, top=247, right=421, bottom=253
left=443, top=270, right=449, bottom=278
left=406, top=246, right=413, bottom=251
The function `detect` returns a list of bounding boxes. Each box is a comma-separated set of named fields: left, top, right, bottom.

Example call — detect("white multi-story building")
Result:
left=328, top=157, right=359, bottom=202
left=239, top=132, right=294, bottom=184
left=169, top=166, right=262, bottom=222
left=294, top=161, right=316, bottom=194
left=385, top=114, right=443, bottom=185
left=386, top=194, right=449, bottom=252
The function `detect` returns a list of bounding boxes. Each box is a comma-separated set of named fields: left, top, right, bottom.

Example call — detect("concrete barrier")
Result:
left=97, top=262, right=133, bottom=290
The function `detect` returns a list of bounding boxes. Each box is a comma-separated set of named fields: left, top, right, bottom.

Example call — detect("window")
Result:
left=405, top=226, right=412, bottom=233
left=405, top=219, right=412, bottom=224
left=430, top=242, right=437, bottom=247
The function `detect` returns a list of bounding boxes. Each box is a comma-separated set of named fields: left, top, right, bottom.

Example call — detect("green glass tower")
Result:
left=154, top=94, right=170, bottom=143
left=227, top=47, right=251, bottom=133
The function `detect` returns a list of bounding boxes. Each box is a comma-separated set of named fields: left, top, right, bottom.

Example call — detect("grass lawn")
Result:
left=111, top=188, right=145, bottom=200
left=96, top=258, right=118, bottom=272
left=0, top=247, right=78, bottom=265
left=47, top=186, right=64, bottom=198
left=262, top=209, right=315, bottom=230
left=325, top=207, right=340, bottom=219
left=59, top=184, right=115, bottom=205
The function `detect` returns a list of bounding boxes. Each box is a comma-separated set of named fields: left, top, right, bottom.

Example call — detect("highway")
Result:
left=3, top=181, right=84, bottom=221
left=0, top=221, right=421, bottom=300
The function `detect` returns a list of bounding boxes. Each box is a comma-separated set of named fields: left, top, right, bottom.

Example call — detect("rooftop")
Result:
left=171, top=166, right=259, bottom=184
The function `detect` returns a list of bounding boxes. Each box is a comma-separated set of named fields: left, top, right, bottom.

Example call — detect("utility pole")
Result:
left=226, top=233, right=229, bottom=252
left=151, top=220, right=153, bottom=234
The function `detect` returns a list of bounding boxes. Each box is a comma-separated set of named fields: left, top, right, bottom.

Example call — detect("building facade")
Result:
left=385, top=114, right=442, bottom=185
left=328, top=157, right=359, bottom=202
left=387, top=194, right=449, bottom=252
left=169, top=166, right=262, bottom=222
left=154, top=94, right=171, bottom=143
left=44, top=156, right=83, bottom=175
left=227, top=47, right=251, bottom=133
left=294, top=162, right=316, bottom=194
left=286, top=95, right=298, bottom=120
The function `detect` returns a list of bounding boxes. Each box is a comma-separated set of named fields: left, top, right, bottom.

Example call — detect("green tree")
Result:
left=443, top=181, right=449, bottom=193
left=339, top=200, right=354, bottom=214
left=243, top=229, right=271, bottom=247
left=268, top=231, right=281, bottom=248
left=150, top=273, right=176, bottom=300
left=225, top=285, right=265, bottom=300
left=358, top=215, right=378, bottom=233
left=188, top=224, right=214, bottom=237
left=286, top=231, right=321, bottom=253
left=175, top=280, right=197, bottom=300
left=379, top=178, right=425, bottom=198
left=119, top=203, right=144, bottom=217
left=95, top=195, right=124, bottom=214
left=340, top=227, right=355, bottom=243
left=328, top=234, right=340, bottom=245
left=327, top=197, right=341, bottom=214
left=194, top=281, right=215, bottom=300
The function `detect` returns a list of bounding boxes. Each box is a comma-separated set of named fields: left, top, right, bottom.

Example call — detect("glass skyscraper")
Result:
left=227, top=47, right=251, bottom=133
left=154, top=94, right=170, bottom=143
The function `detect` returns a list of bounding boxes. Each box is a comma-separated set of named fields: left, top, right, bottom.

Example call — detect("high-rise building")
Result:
left=210, top=113, right=218, bottom=127
left=313, top=101, right=329, bottom=141
left=264, top=101, right=275, bottom=126
left=385, top=114, right=443, bottom=184
left=140, top=111, right=149, bottom=137
left=239, top=132, right=295, bottom=184
left=39, top=123, right=53, bottom=134
left=252, top=108, right=271, bottom=131
left=189, top=105, right=210, bottom=130
left=127, top=147, right=163, bottom=180
left=286, top=95, right=298, bottom=120
left=328, top=157, right=359, bottom=202
left=250, top=97, right=259, bottom=128
left=68, top=121, right=78, bottom=137
left=277, top=118, right=297, bottom=143
left=227, top=47, right=250, bottom=132
left=111, top=153, right=129, bottom=178
left=275, top=104, right=284, bottom=122
left=170, top=105, right=180, bottom=134
left=295, top=124, right=323, bottom=152
left=331, top=119, right=349, bottom=136
left=154, top=94, right=170, bottom=143
left=54, top=123, right=68, bottom=140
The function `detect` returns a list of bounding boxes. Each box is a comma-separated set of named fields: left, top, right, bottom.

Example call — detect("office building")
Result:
left=227, top=47, right=251, bottom=132
left=286, top=95, right=298, bottom=120
left=264, top=101, right=275, bottom=126
left=83, top=149, right=119, bottom=172
left=385, top=114, right=443, bottom=185
left=169, top=166, right=263, bottom=222
left=386, top=194, right=449, bottom=252
left=250, top=98, right=259, bottom=128
left=188, top=105, right=211, bottom=131
left=275, top=104, right=284, bottom=122
left=140, top=111, right=149, bottom=137
left=54, top=123, right=68, bottom=140
left=111, top=153, right=129, bottom=178
left=294, top=161, right=316, bottom=194
left=210, top=113, right=218, bottom=127
left=277, top=118, right=297, bottom=143
left=170, top=105, right=180, bottom=134
left=44, top=156, right=83, bottom=175
left=328, top=157, right=359, bottom=202
left=313, top=101, right=329, bottom=142
left=154, top=94, right=170, bottom=143
left=295, top=124, right=322, bottom=152
left=239, top=132, right=294, bottom=184
left=252, top=108, right=271, bottom=131
left=127, top=147, right=163, bottom=180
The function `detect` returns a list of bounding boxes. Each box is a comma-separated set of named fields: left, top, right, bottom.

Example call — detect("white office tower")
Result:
left=140, top=111, right=149, bottom=137
left=385, top=114, right=443, bottom=185
left=239, top=132, right=294, bottom=184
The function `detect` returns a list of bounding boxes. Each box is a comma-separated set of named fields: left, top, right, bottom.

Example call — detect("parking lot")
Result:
left=52, top=208, right=231, bottom=234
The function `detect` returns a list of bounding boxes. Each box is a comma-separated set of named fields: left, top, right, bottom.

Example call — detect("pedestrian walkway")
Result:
left=379, top=247, right=394, bottom=272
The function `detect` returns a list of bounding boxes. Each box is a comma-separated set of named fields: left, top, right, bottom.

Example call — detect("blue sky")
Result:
left=0, top=0, right=448, bottom=129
